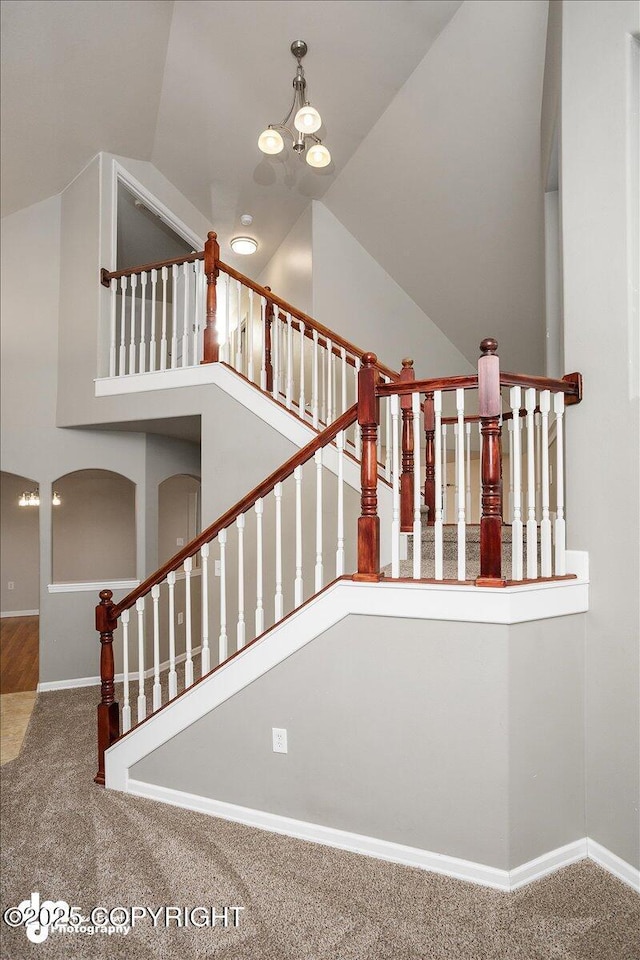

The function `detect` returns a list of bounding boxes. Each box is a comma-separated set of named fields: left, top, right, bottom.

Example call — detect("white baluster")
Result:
left=218, top=529, right=228, bottom=662
left=160, top=266, right=168, bottom=370
left=285, top=313, right=293, bottom=409
left=312, top=329, right=319, bottom=428
left=109, top=281, right=117, bottom=377
left=121, top=608, right=131, bottom=732
left=299, top=321, right=306, bottom=419
left=118, top=276, right=127, bottom=375
left=391, top=393, right=400, bottom=577
left=128, top=274, right=137, bottom=374
left=294, top=466, right=304, bottom=605
left=275, top=483, right=284, bottom=619
left=336, top=431, right=345, bottom=577
left=332, top=352, right=337, bottom=424
left=454, top=421, right=460, bottom=519
left=235, top=279, right=242, bottom=372
left=413, top=391, right=422, bottom=580
left=434, top=392, right=444, bottom=579
left=151, top=583, right=161, bottom=710
left=136, top=597, right=146, bottom=722
left=170, top=264, right=178, bottom=369
left=314, top=451, right=324, bottom=590
left=192, top=262, right=200, bottom=367
left=139, top=272, right=148, bottom=373
left=201, top=543, right=210, bottom=675
left=525, top=388, right=538, bottom=579
left=320, top=346, right=327, bottom=424
left=184, top=557, right=193, bottom=687
left=540, top=390, right=552, bottom=576
left=510, top=387, right=524, bottom=580
left=442, top=424, right=448, bottom=526
left=341, top=347, right=347, bottom=416
left=535, top=410, right=542, bottom=518
left=260, top=296, right=267, bottom=390
left=465, top=421, right=472, bottom=520
left=248, top=288, right=255, bottom=383
left=478, top=422, right=483, bottom=524
left=355, top=357, right=362, bottom=460
left=385, top=388, right=392, bottom=481
left=237, top=514, right=246, bottom=648
left=554, top=392, right=566, bottom=575
left=181, top=262, right=189, bottom=367
left=507, top=419, right=514, bottom=523
left=456, top=389, right=466, bottom=581
left=255, top=499, right=264, bottom=635
left=272, top=310, right=280, bottom=401
left=149, top=269, right=157, bottom=372
left=326, top=340, right=333, bottom=424
left=167, top=571, right=177, bottom=699
left=222, top=272, right=230, bottom=365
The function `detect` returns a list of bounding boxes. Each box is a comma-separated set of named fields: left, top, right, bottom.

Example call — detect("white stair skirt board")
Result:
left=105, top=565, right=589, bottom=790
left=37, top=645, right=202, bottom=692
left=1, top=609, right=39, bottom=618
left=122, top=783, right=639, bottom=895
left=95, top=362, right=369, bottom=498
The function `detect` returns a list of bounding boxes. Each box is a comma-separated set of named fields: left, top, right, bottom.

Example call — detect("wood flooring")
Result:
left=0, top=615, right=39, bottom=693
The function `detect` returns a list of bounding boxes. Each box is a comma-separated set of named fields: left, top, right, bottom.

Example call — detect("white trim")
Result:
left=110, top=160, right=204, bottom=269
left=123, top=781, right=598, bottom=893
left=37, top=646, right=203, bottom=693
left=587, top=838, right=640, bottom=892
left=48, top=579, right=139, bottom=594
left=0, top=609, right=39, bottom=618
left=105, top=573, right=589, bottom=790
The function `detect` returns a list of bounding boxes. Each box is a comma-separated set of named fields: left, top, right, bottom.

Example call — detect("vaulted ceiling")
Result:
left=1, top=0, right=549, bottom=370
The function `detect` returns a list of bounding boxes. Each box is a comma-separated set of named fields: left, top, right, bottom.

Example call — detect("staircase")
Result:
left=95, top=236, right=584, bottom=787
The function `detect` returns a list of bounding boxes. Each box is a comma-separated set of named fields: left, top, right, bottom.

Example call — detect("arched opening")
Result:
left=158, top=474, right=201, bottom=566
left=0, top=471, right=40, bottom=696
left=51, top=469, right=136, bottom=583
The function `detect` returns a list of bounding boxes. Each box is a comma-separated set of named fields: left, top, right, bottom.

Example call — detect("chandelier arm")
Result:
left=279, top=90, right=298, bottom=128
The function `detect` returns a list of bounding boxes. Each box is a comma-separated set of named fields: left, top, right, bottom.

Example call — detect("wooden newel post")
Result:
left=95, top=589, right=120, bottom=786
left=354, top=352, right=381, bottom=581
left=264, top=287, right=274, bottom=393
left=202, top=231, right=220, bottom=364
left=400, top=358, right=415, bottom=533
left=476, top=338, right=505, bottom=586
left=423, top=391, right=435, bottom=525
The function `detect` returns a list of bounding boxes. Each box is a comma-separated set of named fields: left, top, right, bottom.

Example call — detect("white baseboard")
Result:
left=1, top=609, right=39, bottom=618
left=587, top=838, right=640, bottom=892
left=126, top=780, right=638, bottom=894
left=37, top=646, right=203, bottom=692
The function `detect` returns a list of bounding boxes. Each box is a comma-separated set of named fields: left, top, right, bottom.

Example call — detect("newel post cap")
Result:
left=361, top=352, right=378, bottom=367
left=480, top=337, right=499, bottom=357
left=207, top=231, right=218, bottom=241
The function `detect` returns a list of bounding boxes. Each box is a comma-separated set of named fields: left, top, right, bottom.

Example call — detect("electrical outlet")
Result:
left=214, top=560, right=221, bottom=577
left=272, top=727, right=287, bottom=754
left=176, top=537, right=184, bottom=547
left=7, top=581, right=14, bottom=591
left=177, top=612, right=184, bottom=625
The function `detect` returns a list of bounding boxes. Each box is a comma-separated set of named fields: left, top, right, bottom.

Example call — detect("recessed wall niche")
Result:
left=52, top=469, right=136, bottom=583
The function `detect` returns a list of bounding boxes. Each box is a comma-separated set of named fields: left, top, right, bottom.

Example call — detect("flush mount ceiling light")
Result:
left=258, top=40, right=332, bottom=169
left=230, top=236, right=258, bottom=255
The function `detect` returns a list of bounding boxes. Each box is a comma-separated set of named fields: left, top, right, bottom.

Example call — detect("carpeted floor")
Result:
left=1, top=687, right=638, bottom=960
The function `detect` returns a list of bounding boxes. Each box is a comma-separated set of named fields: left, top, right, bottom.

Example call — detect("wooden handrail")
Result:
left=100, top=251, right=203, bottom=286
left=218, top=260, right=399, bottom=382
left=500, top=371, right=582, bottom=404
left=112, top=404, right=358, bottom=618
left=378, top=375, right=479, bottom=397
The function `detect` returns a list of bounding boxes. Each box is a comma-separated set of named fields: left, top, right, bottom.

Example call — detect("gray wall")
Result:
left=0, top=472, right=39, bottom=613
left=132, top=613, right=585, bottom=871
left=560, top=0, right=640, bottom=869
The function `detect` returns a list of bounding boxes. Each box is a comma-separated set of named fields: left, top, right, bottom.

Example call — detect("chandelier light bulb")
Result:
left=258, top=128, right=284, bottom=155
left=294, top=103, right=322, bottom=134
left=306, top=143, right=331, bottom=168
left=52, top=491, right=62, bottom=506
left=18, top=492, right=28, bottom=507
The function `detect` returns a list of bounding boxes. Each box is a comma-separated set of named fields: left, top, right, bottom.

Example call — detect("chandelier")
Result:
left=18, top=489, right=61, bottom=507
left=258, top=40, right=331, bottom=169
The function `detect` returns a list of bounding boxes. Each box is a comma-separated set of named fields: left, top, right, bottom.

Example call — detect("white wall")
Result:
left=311, top=202, right=474, bottom=378
left=258, top=206, right=312, bottom=315
left=561, top=0, right=640, bottom=869
left=0, top=472, right=39, bottom=613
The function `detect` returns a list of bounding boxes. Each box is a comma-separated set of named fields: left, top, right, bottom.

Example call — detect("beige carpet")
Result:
left=1, top=686, right=638, bottom=960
